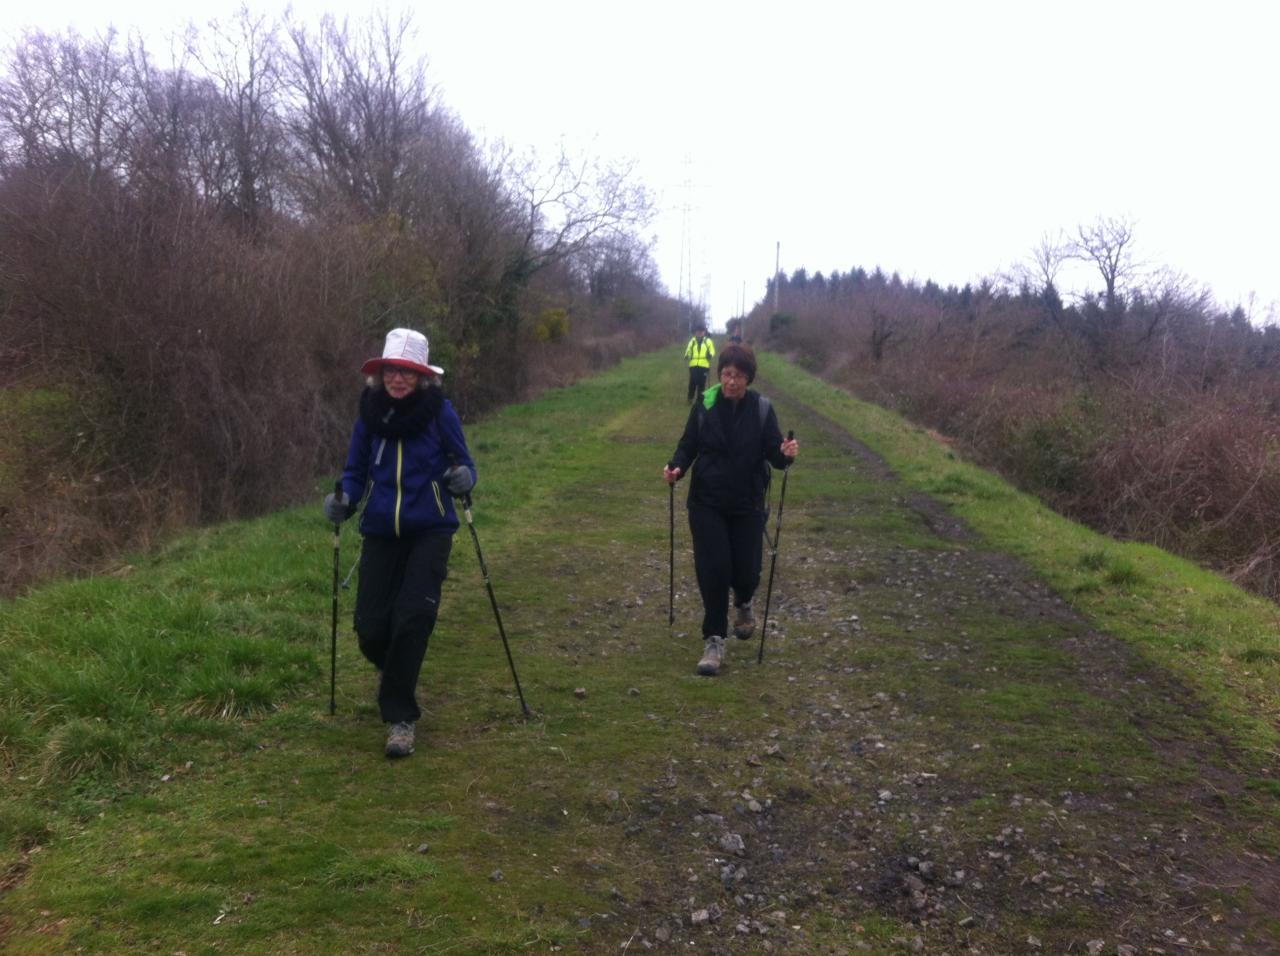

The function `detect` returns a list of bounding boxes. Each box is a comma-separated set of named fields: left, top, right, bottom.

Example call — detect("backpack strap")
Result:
left=697, top=393, right=771, bottom=432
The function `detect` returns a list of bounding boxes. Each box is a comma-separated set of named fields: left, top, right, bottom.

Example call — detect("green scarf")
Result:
left=701, top=383, right=721, bottom=409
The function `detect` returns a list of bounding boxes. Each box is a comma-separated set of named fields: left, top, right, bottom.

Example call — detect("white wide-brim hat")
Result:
left=360, top=328, right=444, bottom=377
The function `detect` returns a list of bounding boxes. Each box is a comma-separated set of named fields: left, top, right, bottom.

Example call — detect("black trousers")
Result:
left=353, top=531, right=453, bottom=724
left=688, top=503, right=764, bottom=639
left=687, top=366, right=709, bottom=403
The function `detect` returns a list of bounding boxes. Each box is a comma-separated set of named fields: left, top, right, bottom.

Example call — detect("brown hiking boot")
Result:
left=732, top=603, right=756, bottom=640
left=696, top=636, right=725, bottom=676
left=384, top=721, right=416, bottom=758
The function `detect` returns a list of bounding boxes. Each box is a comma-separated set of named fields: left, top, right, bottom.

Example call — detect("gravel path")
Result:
left=597, top=382, right=1279, bottom=954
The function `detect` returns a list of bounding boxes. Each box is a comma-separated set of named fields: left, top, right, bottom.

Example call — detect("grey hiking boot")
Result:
left=384, top=721, right=415, bottom=758
left=732, top=602, right=756, bottom=640
left=696, top=635, right=725, bottom=676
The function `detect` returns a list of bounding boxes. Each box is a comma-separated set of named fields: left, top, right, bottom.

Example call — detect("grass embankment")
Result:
left=1, top=349, right=1278, bottom=954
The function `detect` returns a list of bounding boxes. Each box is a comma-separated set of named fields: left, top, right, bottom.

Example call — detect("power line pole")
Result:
left=773, top=241, right=781, bottom=314
left=678, top=154, right=695, bottom=336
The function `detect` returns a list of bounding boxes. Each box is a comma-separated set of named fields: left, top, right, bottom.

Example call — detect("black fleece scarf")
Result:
left=358, top=385, right=443, bottom=438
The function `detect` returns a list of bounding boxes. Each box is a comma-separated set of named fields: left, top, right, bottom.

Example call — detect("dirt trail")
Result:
left=597, top=382, right=1280, bottom=954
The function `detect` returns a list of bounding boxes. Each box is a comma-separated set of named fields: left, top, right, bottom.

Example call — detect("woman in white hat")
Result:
left=324, top=328, right=477, bottom=758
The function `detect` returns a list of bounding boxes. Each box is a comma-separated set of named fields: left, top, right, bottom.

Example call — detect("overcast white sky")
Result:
left=6, top=0, right=1279, bottom=327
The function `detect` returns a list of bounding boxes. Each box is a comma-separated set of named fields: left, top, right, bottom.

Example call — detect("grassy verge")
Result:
left=0, top=350, right=728, bottom=952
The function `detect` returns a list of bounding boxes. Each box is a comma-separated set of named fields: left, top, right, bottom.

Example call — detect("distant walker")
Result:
left=684, top=324, right=716, bottom=404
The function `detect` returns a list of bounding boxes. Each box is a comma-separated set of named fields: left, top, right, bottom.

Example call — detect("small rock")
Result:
left=489, top=869, right=504, bottom=882
left=573, top=687, right=587, bottom=699
left=958, top=916, right=976, bottom=928
left=655, top=927, right=671, bottom=943
left=691, top=908, right=710, bottom=925
left=1086, top=942, right=1105, bottom=956
left=719, top=833, right=746, bottom=855
left=1027, top=936, right=1041, bottom=949
left=877, top=790, right=893, bottom=802
left=1117, top=947, right=1137, bottom=956
left=628, top=687, right=640, bottom=696
left=415, top=843, right=430, bottom=854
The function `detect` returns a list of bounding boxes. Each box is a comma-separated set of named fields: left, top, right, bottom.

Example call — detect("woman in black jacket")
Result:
left=664, top=344, right=798, bottom=676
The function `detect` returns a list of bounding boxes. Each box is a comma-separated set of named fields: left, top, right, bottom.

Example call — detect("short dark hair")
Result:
left=718, top=344, right=757, bottom=384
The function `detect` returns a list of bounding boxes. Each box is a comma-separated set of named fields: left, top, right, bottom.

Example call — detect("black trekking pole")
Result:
left=757, top=432, right=795, bottom=665
left=458, top=492, right=532, bottom=719
left=668, top=482, right=675, bottom=628
left=329, top=480, right=342, bottom=716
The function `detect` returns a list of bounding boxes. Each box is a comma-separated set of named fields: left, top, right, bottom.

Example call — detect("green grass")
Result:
left=1, top=347, right=1278, bottom=953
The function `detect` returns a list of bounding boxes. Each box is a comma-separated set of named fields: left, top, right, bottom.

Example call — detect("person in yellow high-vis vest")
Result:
left=684, top=325, right=716, bottom=404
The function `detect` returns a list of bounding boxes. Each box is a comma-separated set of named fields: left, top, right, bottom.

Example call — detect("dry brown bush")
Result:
left=0, top=22, right=682, bottom=595
left=754, top=266, right=1280, bottom=601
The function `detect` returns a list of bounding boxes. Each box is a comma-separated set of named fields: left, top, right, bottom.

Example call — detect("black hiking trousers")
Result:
left=687, top=366, right=708, bottom=403
left=688, top=502, right=764, bottom=639
left=353, top=531, right=453, bottom=725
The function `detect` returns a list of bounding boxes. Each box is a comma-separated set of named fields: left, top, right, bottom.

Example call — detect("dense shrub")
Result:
left=0, top=18, right=680, bottom=594
left=753, top=264, right=1280, bottom=600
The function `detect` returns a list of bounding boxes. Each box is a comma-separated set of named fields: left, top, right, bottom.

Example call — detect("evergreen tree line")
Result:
left=0, top=13, right=680, bottom=594
left=750, top=223, right=1280, bottom=600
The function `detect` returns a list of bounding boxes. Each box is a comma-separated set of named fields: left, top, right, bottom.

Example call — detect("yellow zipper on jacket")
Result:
left=394, top=440, right=404, bottom=537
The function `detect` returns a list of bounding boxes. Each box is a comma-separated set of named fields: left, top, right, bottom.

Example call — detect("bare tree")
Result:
left=0, top=28, right=134, bottom=178
left=503, top=147, right=653, bottom=280
left=188, top=7, right=284, bottom=232
left=1073, top=215, right=1141, bottom=313
left=282, top=10, right=435, bottom=217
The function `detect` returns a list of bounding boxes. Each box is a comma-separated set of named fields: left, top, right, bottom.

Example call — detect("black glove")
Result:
left=323, top=490, right=351, bottom=524
left=442, top=465, right=474, bottom=496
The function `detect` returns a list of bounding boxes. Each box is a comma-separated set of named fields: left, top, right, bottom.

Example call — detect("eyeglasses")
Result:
left=720, top=369, right=749, bottom=383
left=382, top=365, right=421, bottom=380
